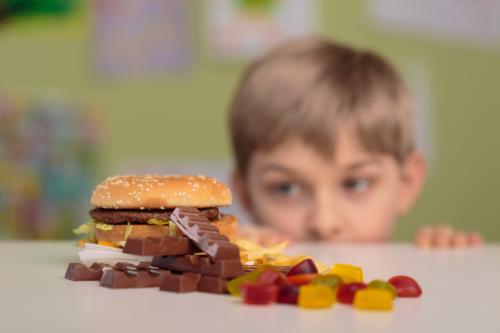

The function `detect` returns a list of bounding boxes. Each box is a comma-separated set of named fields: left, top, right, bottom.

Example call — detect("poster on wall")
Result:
left=204, top=0, right=319, bottom=62
left=367, top=0, right=500, bottom=48
left=92, top=0, right=192, bottom=78
left=0, top=94, right=100, bottom=239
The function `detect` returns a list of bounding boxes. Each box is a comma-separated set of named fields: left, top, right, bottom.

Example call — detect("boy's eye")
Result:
left=342, top=178, right=371, bottom=193
left=268, top=182, right=300, bottom=197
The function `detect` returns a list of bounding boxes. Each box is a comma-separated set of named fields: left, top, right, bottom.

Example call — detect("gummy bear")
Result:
left=227, top=267, right=270, bottom=297
left=337, top=282, right=367, bottom=304
left=388, top=275, right=422, bottom=297
left=298, top=285, right=336, bottom=309
left=312, top=274, right=343, bottom=290
left=277, top=283, right=300, bottom=304
left=331, top=264, right=363, bottom=283
left=353, top=288, right=393, bottom=311
left=258, top=269, right=286, bottom=286
left=368, top=279, right=397, bottom=298
left=241, top=282, right=279, bottom=305
left=287, top=259, right=318, bottom=276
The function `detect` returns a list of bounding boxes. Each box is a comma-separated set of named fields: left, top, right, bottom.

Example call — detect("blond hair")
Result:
left=229, top=37, right=414, bottom=174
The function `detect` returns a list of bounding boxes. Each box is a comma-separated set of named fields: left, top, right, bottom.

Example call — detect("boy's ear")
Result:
left=231, top=168, right=253, bottom=214
left=397, top=152, right=427, bottom=215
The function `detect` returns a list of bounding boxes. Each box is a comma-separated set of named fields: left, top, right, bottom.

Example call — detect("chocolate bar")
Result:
left=123, top=236, right=197, bottom=256
left=113, top=261, right=159, bottom=273
left=159, top=272, right=227, bottom=294
left=171, top=207, right=240, bottom=260
left=65, top=263, right=108, bottom=281
left=159, top=271, right=201, bottom=293
left=100, top=262, right=165, bottom=288
left=153, top=255, right=244, bottom=278
left=198, top=276, right=228, bottom=294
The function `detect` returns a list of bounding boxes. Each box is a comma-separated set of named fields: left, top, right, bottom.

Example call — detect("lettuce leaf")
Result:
left=169, top=222, right=177, bottom=236
left=124, top=223, right=133, bottom=240
left=95, top=223, right=114, bottom=231
left=73, top=221, right=96, bottom=235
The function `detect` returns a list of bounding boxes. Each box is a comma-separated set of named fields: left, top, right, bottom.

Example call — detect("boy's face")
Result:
left=235, top=128, right=425, bottom=242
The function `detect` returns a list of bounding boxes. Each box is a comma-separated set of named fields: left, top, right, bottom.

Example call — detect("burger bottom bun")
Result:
left=95, top=214, right=238, bottom=245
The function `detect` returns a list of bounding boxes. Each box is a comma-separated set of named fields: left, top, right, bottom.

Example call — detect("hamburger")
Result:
left=74, top=175, right=238, bottom=247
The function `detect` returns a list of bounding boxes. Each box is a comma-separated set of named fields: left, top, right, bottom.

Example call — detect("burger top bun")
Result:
left=91, top=175, right=232, bottom=209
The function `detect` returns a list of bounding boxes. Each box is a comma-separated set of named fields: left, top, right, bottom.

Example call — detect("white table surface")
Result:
left=1, top=241, right=499, bottom=333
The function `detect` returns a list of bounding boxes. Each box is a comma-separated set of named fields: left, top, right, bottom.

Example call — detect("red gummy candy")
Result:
left=286, top=259, right=318, bottom=276
left=277, top=284, right=300, bottom=305
left=388, top=275, right=422, bottom=298
left=337, top=282, right=367, bottom=304
left=241, top=282, right=279, bottom=305
left=257, top=269, right=286, bottom=286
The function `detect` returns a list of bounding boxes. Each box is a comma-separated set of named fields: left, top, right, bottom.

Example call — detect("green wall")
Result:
left=0, top=1, right=499, bottom=240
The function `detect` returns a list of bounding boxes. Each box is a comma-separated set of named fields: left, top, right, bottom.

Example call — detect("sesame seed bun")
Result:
left=91, top=175, right=232, bottom=209
left=95, top=214, right=238, bottom=243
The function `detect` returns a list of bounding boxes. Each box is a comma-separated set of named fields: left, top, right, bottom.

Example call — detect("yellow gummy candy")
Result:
left=331, top=263, right=364, bottom=283
left=353, top=288, right=393, bottom=311
left=298, top=285, right=336, bottom=309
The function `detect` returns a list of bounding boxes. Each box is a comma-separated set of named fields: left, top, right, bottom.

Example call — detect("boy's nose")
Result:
left=307, top=196, right=344, bottom=240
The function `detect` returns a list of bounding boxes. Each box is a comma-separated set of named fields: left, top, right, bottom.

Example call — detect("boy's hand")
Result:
left=238, top=225, right=292, bottom=247
left=414, top=224, right=483, bottom=248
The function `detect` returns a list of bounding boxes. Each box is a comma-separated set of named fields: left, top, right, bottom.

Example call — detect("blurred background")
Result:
left=0, top=0, right=499, bottom=240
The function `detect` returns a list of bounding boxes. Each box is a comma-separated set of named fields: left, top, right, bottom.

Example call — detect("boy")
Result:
left=228, top=37, right=482, bottom=247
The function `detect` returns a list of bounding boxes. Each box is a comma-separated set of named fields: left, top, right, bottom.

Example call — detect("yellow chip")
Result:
left=316, top=262, right=334, bottom=275
left=233, top=239, right=264, bottom=252
left=235, top=239, right=289, bottom=262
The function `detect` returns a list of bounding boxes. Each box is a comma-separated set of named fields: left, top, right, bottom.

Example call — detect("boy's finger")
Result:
left=414, top=232, right=433, bottom=248
left=451, top=231, right=468, bottom=247
left=433, top=231, right=452, bottom=248
left=467, top=232, right=484, bottom=246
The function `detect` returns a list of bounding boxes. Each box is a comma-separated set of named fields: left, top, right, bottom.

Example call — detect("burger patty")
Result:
left=89, top=207, right=220, bottom=224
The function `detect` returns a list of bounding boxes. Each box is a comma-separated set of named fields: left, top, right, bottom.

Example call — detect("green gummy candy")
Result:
left=311, top=274, right=343, bottom=289
left=227, top=266, right=274, bottom=297
left=368, top=279, right=397, bottom=298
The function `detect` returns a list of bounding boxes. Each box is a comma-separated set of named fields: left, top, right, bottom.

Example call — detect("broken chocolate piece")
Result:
left=198, top=276, right=228, bottom=294
left=65, top=263, right=108, bottom=281
left=114, top=261, right=138, bottom=273
left=100, top=262, right=166, bottom=288
left=159, top=272, right=202, bottom=293
left=115, top=261, right=161, bottom=276
left=123, top=236, right=197, bottom=256
left=136, top=261, right=155, bottom=271
left=151, top=256, right=163, bottom=268
left=158, top=272, right=227, bottom=294
left=171, top=207, right=240, bottom=260
left=153, top=255, right=244, bottom=278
